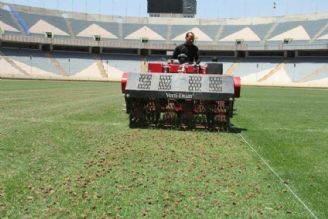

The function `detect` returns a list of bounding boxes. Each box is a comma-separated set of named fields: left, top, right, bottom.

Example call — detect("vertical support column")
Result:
left=295, top=50, right=299, bottom=57
left=284, top=51, right=288, bottom=58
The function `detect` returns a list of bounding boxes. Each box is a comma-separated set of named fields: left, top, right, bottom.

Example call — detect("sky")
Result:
left=1, top=0, right=328, bottom=19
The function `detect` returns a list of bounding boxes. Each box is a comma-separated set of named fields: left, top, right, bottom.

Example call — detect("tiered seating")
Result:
left=316, top=24, right=328, bottom=41
left=219, top=24, right=272, bottom=42
left=1, top=2, right=328, bottom=86
left=199, top=26, right=219, bottom=39
left=0, top=8, right=21, bottom=33
left=171, top=25, right=197, bottom=40
left=71, top=19, right=120, bottom=39
left=284, top=58, right=328, bottom=83
left=308, top=67, right=328, bottom=82
left=1, top=48, right=328, bottom=85
left=18, top=11, right=69, bottom=36
left=1, top=48, right=57, bottom=74
left=2, top=2, right=328, bottom=45
left=101, top=54, right=142, bottom=73
left=122, top=23, right=168, bottom=40
left=284, top=59, right=323, bottom=82
left=269, top=20, right=327, bottom=41
left=52, top=52, right=96, bottom=75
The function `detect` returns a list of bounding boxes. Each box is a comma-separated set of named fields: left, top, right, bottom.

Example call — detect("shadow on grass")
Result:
left=230, top=125, right=247, bottom=134
left=129, top=123, right=247, bottom=134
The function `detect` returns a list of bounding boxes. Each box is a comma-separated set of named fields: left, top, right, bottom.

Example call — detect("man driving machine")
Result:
left=172, top=32, right=199, bottom=64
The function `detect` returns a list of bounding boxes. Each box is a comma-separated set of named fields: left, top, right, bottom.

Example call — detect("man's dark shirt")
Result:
left=172, top=43, right=199, bottom=63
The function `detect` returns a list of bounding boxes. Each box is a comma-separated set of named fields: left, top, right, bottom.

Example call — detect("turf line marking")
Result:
left=239, top=134, right=318, bottom=219
left=0, top=117, right=126, bottom=126
left=252, top=127, right=328, bottom=134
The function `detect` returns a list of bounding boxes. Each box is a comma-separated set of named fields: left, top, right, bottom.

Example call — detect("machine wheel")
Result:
left=129, top=113, right=137, bottom=128
left=129, top=100, right=146, bottom=128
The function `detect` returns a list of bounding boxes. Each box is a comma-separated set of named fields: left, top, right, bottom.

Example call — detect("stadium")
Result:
left=0, top=0, right=328, bottom=218
left=1, top=1, right=328, bottom=86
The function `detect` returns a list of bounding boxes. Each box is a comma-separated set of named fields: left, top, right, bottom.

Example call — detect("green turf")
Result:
left=235, top=86, right=328, bottom=219
left=0, top=80, right=326, bottom=218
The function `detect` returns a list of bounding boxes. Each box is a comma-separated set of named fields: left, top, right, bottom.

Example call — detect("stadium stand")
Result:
left=123, top=23, right=167, bottom=41
left=51, top=52, right=95, bottom=75
left=316, top=27, right=328, bottom=41
left=268, top=20, right=328, bottom=41
left=219, top=24, right=272, bottom=42
left=71, top=19, right=120, bottom=39
left=18, top=11, right=70, bottom=36
left=307, top=65, right=328, bottom=83
left=171, top=26, right=214, bottom=42
left=0, top=8, right=21, bottom=33
left=2, top=48, right=53, bottom=72
left=0, top=1, right=328, bottom=87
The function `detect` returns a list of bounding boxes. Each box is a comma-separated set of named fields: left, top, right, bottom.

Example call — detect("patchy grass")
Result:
left=234, top=86, right=328, bottom=219
left=0, top=80, right=326, bottom=218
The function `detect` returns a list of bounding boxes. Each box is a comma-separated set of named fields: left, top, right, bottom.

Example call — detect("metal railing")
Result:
left=1, top=34, right=328, bottom=51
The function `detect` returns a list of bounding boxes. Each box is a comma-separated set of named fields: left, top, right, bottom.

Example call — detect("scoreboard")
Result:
left=147, top=0, right=196, bottom=15
left=183, top=0, right=197, bottom=14
left=147, top=0, right=183, bottom=14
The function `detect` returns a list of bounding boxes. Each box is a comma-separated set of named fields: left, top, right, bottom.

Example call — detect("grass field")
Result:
left=0, top=79, right=327, bottom=218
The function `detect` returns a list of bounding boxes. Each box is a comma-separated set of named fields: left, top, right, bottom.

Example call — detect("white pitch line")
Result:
left=251, top=127, right=328, bottom=134
left=239, top=134, right=318, bottom=219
